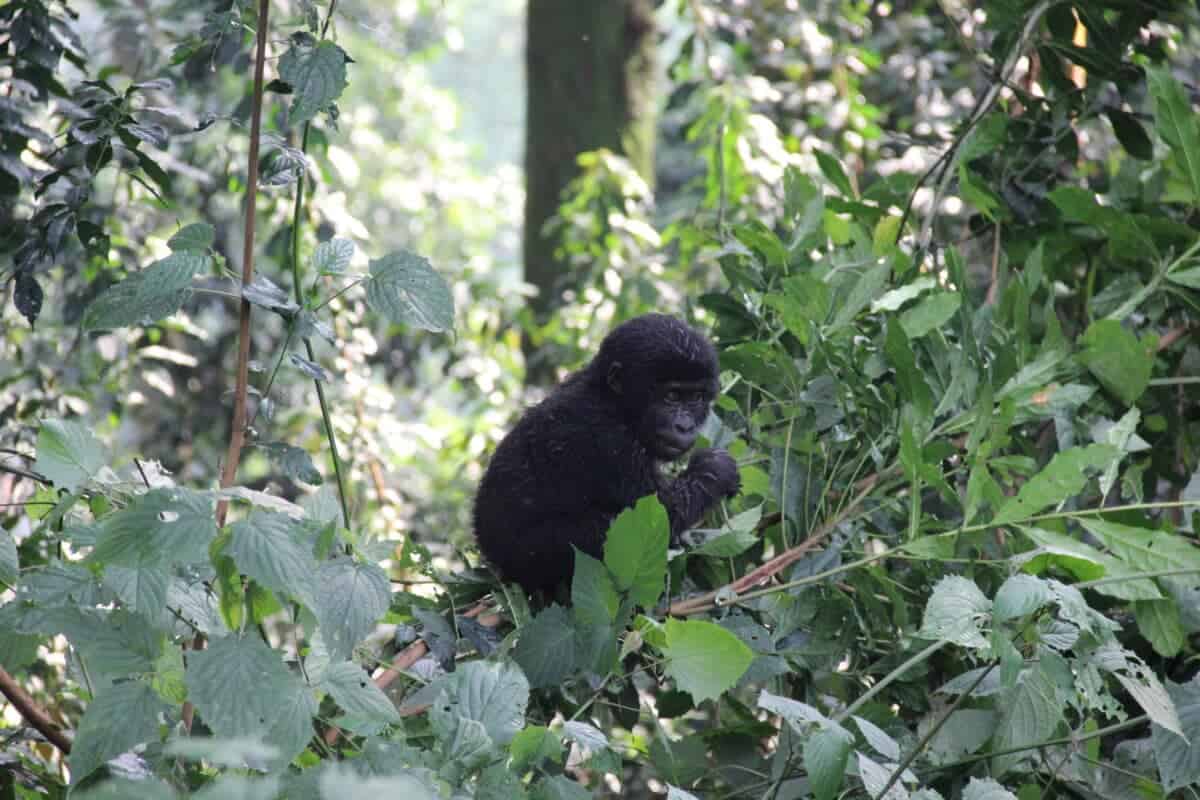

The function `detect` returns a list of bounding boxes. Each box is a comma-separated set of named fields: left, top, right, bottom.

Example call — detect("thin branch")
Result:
left=0, top=665, right=72, bottom=753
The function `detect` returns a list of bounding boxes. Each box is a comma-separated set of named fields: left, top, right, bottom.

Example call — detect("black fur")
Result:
left=473, top=314, right=740, bottom=595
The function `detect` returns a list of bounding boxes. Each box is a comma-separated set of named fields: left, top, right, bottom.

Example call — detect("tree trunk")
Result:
left=523, top=0, right=656, bottom=381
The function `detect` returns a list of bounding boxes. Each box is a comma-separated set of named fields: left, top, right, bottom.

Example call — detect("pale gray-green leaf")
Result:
left=512, top=604, right=577, bottom=689
left=919, top=576, right=991, bottom=648
left=35, top=419, right=105, bottom=492
left=313, top=238, right=354, bottom=274
left=1150, top=675, right=1200, bottom=791
left=227, top=510, right=320, bottom=608
left=992, top=574, right=1052, bottom=622
left=313, top=558, right=391, bottom=661
left=320, top=661, right=401, bottom=724
left=365, top=250, right=454, bottom=332
left=0, top=528, right=18, bottom=587
left=90, top=488, right=217, bottom=568
left=430, top=660, right=529, bottom=747
left=70, top=681, right=168, bottom=784
left=167, top=223, right=215, bottom=252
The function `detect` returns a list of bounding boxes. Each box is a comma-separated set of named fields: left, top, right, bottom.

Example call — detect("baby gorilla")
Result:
left=473, top=314, right=739, bottom=595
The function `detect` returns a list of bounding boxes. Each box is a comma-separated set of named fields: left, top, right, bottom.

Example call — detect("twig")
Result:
left=667, top=475, right=878, bottom=616
left=0, top=463, right=49, bottom=485
left=0, top=665, right=72, bottom=753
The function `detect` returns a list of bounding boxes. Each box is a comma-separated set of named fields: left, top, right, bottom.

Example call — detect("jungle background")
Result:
left=3, top=0, right=1200, bottom=798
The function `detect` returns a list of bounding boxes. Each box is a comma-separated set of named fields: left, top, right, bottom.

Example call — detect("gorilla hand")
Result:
left=686, top=448, right=740, bottom=499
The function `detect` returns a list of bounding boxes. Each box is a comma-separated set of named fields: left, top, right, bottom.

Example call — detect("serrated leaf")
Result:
left=661, top=618, right=753, bottom=704
left=167, top=223, right=215, bottom=252
left=430, top=660, right=529, bottom=747
left=991, top=665, right=1062, bottom=775
left=227, top=510, right=320, bottom=608
left=102, top=564, right=169, bottom=616
left=185, top=634, right=315, bottom=760
left=1148, top=67, right=1200, bottom=203
left=1133, top=599, right=1184, bottom=658
left=513, top=605, right=578, bottom=688
left=0, top=529, right=17, bottom=587
left=1150, top=675, right=1200, bottom=791
left=992, top=574, right=1052, bottom=622
left=926, top=710, right=996, bottom=765
left=603, top=496, right=669, bottom=608
left=278, top=40, right=348, bottom=125
left=70, top=682, right=168, bottom=784
left=963, top=777, right=1018, bottom=800
left=313, top=237, right=354, bottom=274
left=313, top=558, right=391, bottom=661
left=89, top=488, right=217, bottom=568
left=1078, top=319, right=1152, bottom=406
left=258, top=442, right=323, bottom=485
left=83, top=251, right=209, bottom=331
left=320, top=660, right=401, bottom=723
left=993, top=444, right=1119, bottom=525
left=919, top=576, right=991, bottom=648
left=365, top=250, right=454, bottom=332
left=35, top=419, right=105, bottom=492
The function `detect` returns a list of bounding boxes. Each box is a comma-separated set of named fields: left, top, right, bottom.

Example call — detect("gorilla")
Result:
left=473, top=314, right=740, bottom=596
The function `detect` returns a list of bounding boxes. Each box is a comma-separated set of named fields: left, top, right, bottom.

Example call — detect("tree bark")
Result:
left=523, top=0, right=656, bottom=381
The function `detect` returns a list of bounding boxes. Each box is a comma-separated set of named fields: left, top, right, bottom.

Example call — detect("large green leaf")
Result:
left=83, top=251, right=209, bottom=331
left=35, top=419, right=105, bottom=492
left=185, top=634, right=315, bottom=757
left=1151, top=675, right=1200, bottom=791
left=1078, top=319, right=1152, bottom=406
left=661, top=618, right=753, bottom=704
left=70, top=681, right=168, bottom=784
left=1148, top=67, right=1200, bottom=204
left=992, top=444, right=1118, bottom=525
left=226, top=510, right=320, bottom=609
left=313, top=558, right=391, bottom=661
left=365, top=250, right=454, bottom=332
left=991, top=664, right=1063, bottom=775
left=429, top=661, right=529, bottom=747
left=919, top=576, right=991, bottom=648
left=320, top=660, right=402, bottom=724
left=278, top=40, right=348, bottom=125
left=512, top=604, right=578, bottom=689
left=603, top=496, right=669, bottom=608
left=89, top=488, right=217, bottom=568
left=804, top=725, right=854, bottom=800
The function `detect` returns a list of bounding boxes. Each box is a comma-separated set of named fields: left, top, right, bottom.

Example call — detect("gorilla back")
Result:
left=473, top=314, right=740, bottom=596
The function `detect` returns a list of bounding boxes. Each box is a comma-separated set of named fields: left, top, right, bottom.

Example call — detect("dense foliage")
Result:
left=3, top=1, right=1200, bottom=799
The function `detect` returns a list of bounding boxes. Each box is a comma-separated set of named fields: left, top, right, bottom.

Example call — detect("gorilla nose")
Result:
left=674, top=420, right=696, bottom=435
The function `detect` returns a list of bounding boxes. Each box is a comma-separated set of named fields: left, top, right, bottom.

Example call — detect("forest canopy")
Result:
left=2, top=1, right=1200, bottom=798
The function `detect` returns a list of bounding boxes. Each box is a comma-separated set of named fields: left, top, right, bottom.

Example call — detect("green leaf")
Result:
left=919, top=576, right=991, bottom=648
left=531, top=776, right=591, bottom=800
left=1078, top=319, right=1152, bottom=406
left=814, top=151, right=854, bottom=197
left=884, top=322, right=933, bottom=417
left=993, top=444, right=1119, bottom=525
left=829, top=259, right=890, bottom=331
left=1148, top=67, right=1200, bottom=204
left=35, top=419, right=105, bottom=492
left=320, top=660, right=402, bottom=723
left=226, top=510, right=320, bottom=609
left=571, top=552, right=621, bottom=674
left=870, top=276, right=937, bottom=313
left=365, top=250, right=455, bottom=332
left=313, top=558, right=391, bottom=661
left=1150, top=675, right=1200, bottom=791
left=1018, top=526, right=1161, bottom=601
left=991, top=665, right=1063, bottom=775
left=603, top=496, right=669, bottom=608
left=258, top=442, right=322, bottom=485
left=509, top=725, right=562, bottom=772
left=900, top=291, right=961, bottom=339
left=804, top=724, right=854, bottom=800
left=963, top=777, right=1018, bottom=800
left=0, top=529, right=17, bottom=587
left=185, top=634, right=316, bottom=762
left=167, top=223, right=215, bottom=252
left=1105, top=108, right=1153, bottom=161
left=992, top=574, right=1052, bottom=622
left=102, top=564, right=169, bottom=616
left=70, top=681, right=168, bottom=784
left=650, top=734, right=707, bottom=785
left=1167, top=265, right=1200, bottom=289
left=1133, top=599, right=1185, bottom=658
left=926, top=709, right=996, bottom=764
left=1079, top=518, right=1200, bottom=576
left=430, top=661, right=529, bottom=747
left=312, top=237, right=355, bottom=274
left=512, top=605, right=578, bottom=689
left=90, top=488, right=217, bottom=568
left=661, top=618, right=754, bottom=704
left=83, top=251, right=209, bottom=331
left=278, top=40, right=348, bottom=125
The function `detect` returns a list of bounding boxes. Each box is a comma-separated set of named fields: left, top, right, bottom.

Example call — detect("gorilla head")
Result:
left=473, top=314, right=739, bottom=596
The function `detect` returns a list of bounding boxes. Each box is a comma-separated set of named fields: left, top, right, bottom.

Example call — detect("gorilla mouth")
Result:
left=656, top=435, right=694, bottom=460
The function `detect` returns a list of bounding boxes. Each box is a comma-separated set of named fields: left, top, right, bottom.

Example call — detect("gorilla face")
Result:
left=639, top=379, right=715, bottom=461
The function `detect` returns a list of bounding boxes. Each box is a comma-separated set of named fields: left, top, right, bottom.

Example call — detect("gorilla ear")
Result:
left=607, top=361, right=623, bottom=394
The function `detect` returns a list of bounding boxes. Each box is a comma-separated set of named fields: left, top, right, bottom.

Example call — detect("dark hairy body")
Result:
left=473, top=314, right=740, bottom=595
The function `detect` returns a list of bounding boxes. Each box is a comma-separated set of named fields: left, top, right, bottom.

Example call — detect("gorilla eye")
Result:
left=665, top=389, right=682, bottom=403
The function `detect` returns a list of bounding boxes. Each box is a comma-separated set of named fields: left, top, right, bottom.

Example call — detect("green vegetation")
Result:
left=2, top=1, right=1200, bottom=798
